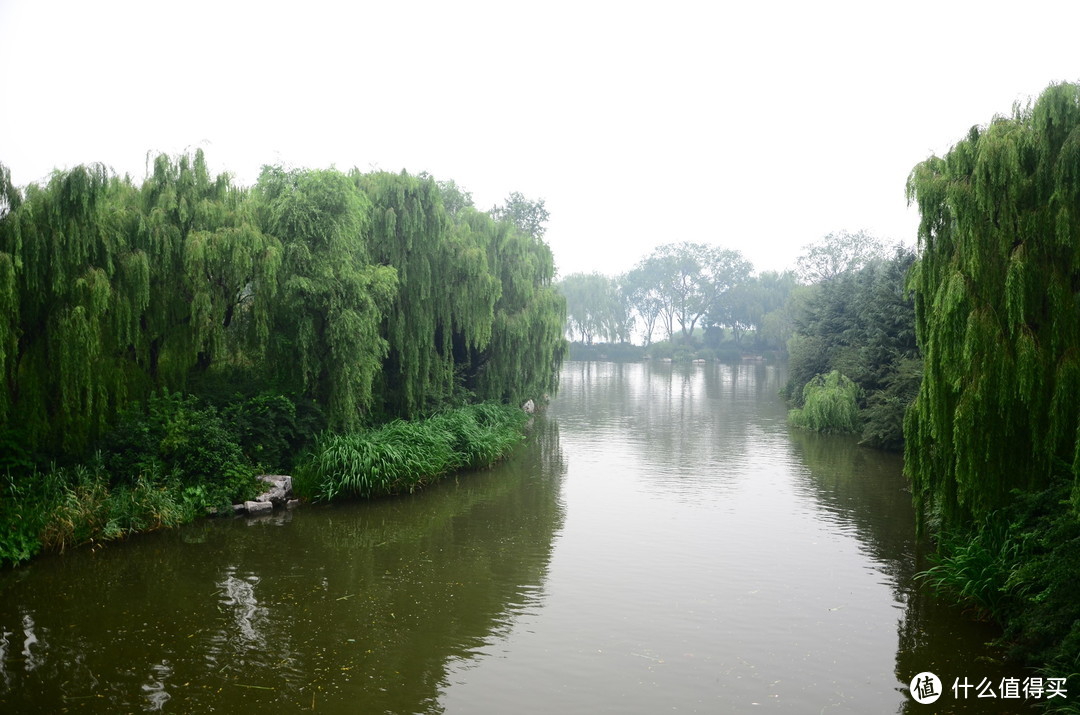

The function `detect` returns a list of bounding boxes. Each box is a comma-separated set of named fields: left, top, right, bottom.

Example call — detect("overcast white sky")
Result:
left=1, top=0, right=1077, bottom=278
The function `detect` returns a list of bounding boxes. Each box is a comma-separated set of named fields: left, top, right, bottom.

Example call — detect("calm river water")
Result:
left=0, top=361, right=1030, bottom=713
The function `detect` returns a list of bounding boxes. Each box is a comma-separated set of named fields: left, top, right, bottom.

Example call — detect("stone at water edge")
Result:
left=232, top=475, right=294, bottom=514
left=244, top=500, right=273, bottom=516
left=254, top=475, right=293, bottom=507
left=522, top=399, right=536, bottom=414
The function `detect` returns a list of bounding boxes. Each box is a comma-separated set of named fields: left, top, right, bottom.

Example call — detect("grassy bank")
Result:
left=917, top=475, right=1080, bottom=711
left=0, top=461, right=251, bottom=565
left=0, top=400, right=530, bottom=568
left=295, top=403, right=528, bottom=501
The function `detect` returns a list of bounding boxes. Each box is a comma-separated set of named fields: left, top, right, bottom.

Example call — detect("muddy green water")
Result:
left=0, top=361, right=1032, bottom=713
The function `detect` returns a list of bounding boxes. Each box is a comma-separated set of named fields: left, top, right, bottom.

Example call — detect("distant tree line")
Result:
left=558, top=242, right=796, bottom=352
left=557, top=230, right=918, bottom=449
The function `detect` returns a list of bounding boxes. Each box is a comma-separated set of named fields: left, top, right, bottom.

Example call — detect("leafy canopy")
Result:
left=905, top=82, right=1080, bottom=528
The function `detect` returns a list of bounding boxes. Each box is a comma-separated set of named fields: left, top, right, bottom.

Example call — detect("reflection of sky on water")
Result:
left=0, top=628, right=8, bottom=689
left=141, top=659, right=172, bottom=711
left=218, top=567, right=267, bottom=647
left=21, top=614, right=43, bottom=673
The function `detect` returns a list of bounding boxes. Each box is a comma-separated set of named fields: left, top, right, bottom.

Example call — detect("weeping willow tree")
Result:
left=905, top=82, right=1080, bottom=529
left=256, top=166, right=396, bottom=431
left=356, top=170, right=499, bottom=417
left=0, top=162, right=23, bottom=427
left=0, top=151, right=281, bottom=453
left=140, top=152, right=281, bottom=380
left=0, top=163, right=130, bottom=451
left=0, top=153, right=564, bottom=458
left=472, top=207, right=566, bottom=406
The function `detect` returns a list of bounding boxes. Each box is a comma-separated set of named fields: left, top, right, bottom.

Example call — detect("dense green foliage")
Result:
left=0, top=463, right=200, bottom=563
left=296, top=403, right=528, bottom=501
left=0, top=154, right=280, bottom=454
left=256, top=166, right=396, bottom=431
left=782, top=247, right=920, bottom=448
left=0, top=389, right=304, bottom=565
left=471, top=206, right=566, bottom=407
left=788, top=370, right=860, bottom=433
left=0, top=152, right=564, bottom=564
left=905, top=82, right=1080, bottom=527
left=918, top=476, right=1080, bottom=706
left=906, top=82, right=1080, bottom=708
left=0, top=152, right=562, bottom=455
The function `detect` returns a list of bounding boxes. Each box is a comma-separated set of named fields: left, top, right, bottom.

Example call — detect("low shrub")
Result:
left=788, top=370, right=860, bottom=433
left=693, top=348, right=716, bottom=362
left=672, top=345, right=694, bottom=363
left=0, top=460, right=209, bottom=566
left=713, top=347, right=743, bottom=363
left=647, top=341, right=675, bottom=360
left=917, top=516, right=1019, bottom=619
left=223, top=393, right=300, bottom=471
left=0, top=469, right=62, bottom=565
left=98, top=391, right=260, bottom=506
left=297, top=402, right=528, bottom=501
left=566, top=342, right=645, bottom=362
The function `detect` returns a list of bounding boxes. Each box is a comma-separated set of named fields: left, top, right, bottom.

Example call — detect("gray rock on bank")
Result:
left=233, top=475, right=294, bottom=515
left=243, top=500, right=273, bottom=516
left=255, top=475, right=292, bottom=507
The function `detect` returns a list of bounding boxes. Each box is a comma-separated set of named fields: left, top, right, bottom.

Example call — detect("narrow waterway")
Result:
left=0, top=361, right=1025, bottom=713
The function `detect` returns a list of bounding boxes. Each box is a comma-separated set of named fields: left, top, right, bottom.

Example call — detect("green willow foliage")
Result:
left=472, top=209, right=566, bottom=407
left=256, top=166, right=396, bottom=431
left=0, top=153, right=564, bottom=460
left=788, top=370, right=860, bottom=434
left=358, top=171, right=498, bottom=416
left=906, top=82, right=1080, bottom=528
left=0, top=152, right=280, bottom=453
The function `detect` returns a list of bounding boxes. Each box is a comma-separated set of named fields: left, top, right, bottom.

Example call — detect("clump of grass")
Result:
left=0, top=457, right=258, bottom=567
left=916, top=517, right=1019, bottom=619
left=788, top=370, right=860, bottom=433
left=917, top=480, right=1080, bottom=708
left=297, top=402, right=528, bottom=501
left=40, top=462, right=205, bottom=553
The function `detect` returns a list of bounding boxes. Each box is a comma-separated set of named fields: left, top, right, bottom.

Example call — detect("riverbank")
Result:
left=0, top=402, right=531, bottom=568
left=918, top=473, right=1080, bottom=711
left=296, top=402, right=528, bottom=500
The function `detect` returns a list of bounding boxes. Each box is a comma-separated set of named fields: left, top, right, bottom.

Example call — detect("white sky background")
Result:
left=1, top=0, right=1077, bottom=278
